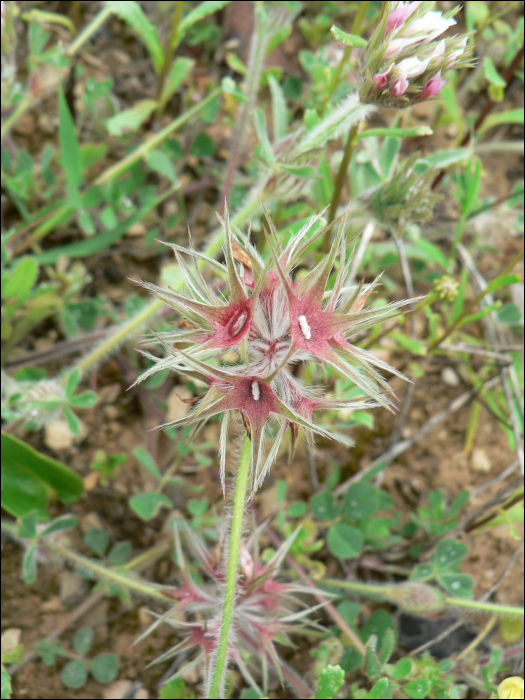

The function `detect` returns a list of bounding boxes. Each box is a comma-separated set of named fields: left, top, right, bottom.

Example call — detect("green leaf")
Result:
left=65, top=369, right=82, bottom=399
left=379, top=628, right=396, bottom=666
left=436, top=572, right=473, bottom=598
left=90, top=653, right=119, bottom=684
left=77, top=210, right=96, bottom=235
left=478, top=108, right=524, bottom=135
left=146, top=150, right=177, bottom=183
left=61, top=659, right=88, bottom=689
left=342, top=482, right=379, bottom=522
left=190, top=133, right=216, bottom=158
left=106, top=1, right=164, bottom=73
left=1, top=663, right=11, bottom=700
left=63, top=406, right=81, bottom=436
left=58, top=88, right=82, bottom=191
left=69, top=391, right=98, bottom=409
left=458, top=301, right=502, bottom=328
left=160, top=678, right=195, bottom=699
left=106, top=99, right=158, bottom=136
left=19, top=510, right=38, bottom=539
left=279, top=164, right=317, bottom=179
left=340, top=647, right=363, bottom=674
left=315, top=664, right=345, bottom=699
left=336, top=600, right=361, bottom=625
left=159, top=58, right=195, bottom=110
left=390, top=332, right=427, bottom=356
left=254, top=109, right=275, bottom=167
left=331, top=25, right=367, bottom=48
left=413, top=238, right=450, bottom=271
left=2, top=257, right=38, bottom=302
left=393, top=658, right=412, bottom=681
left=1, top=432, right=83, bottom=518
left=404, top=679, right=429, bottom=699
left=366, top=678, right=391, bottom=699
left=73, top=627, right=93, bottom=656
left=129, top=493, right=172, bottom=520
left=187, top=498, right=209, bottom=517
left=483, top=57, right=507, bottom=88
left=358, top=126, right=433, bottom=140
left=434, top=540, right=467, bottom=568
left=84, top=528, right=110, bottom=556
left=310, top=491, right=338, bottom=521
left=327, top=523, right=363, bottom=559
left=410, top=564, right=435, bottom=581
left=268, top=75, right=288, bottom=142
left=35, top=186, right=177, bottom=264
left=178, top=1, right=231, bottom=41
left=22, top=543, right=37, bottom=584
left=419, top=148, right=470, bottom=169
left=40, top=515, right=78, bottom=537
left=360, top=611, right=397, bottom=649
left=365, top=640, right=381, bottom=680
left=497, top=303, right=522, bottom=325
left=107, top=541, right=132, bottom=565
left=133, top=448, right=161, bottom=480
left=100, top=206, right=118, bottom=230
left=287, top=501, right=307, bottom=518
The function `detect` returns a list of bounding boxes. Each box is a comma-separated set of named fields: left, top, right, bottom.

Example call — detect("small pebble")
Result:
left=103, top=680, right=132, bottom=699
left=441, top=366, right=460, bottom=387
left=44, top=420, right=74, bottom=451
left=1, top=628, right=22, bottom=652
left=471, top=448, right=492, bottom=473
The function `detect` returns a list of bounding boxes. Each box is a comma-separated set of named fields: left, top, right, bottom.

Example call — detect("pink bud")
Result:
left=239, top=544, right=254, bottom=580
left=372, top=68, right=391, bottom=93
left=390, top=70, right=409, bottom=98
left=421, top=72, right=446, bottom=99
left=385, top=1, right=422, bottom=34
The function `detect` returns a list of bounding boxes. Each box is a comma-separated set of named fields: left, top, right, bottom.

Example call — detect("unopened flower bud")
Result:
left=421, top=71, right=446, bottom=99
left=385, top=582, right=447, bottom=615
left=433, top=275, right=459, bottom=302
left=385, top=1, right=422, bottom=34
left=358, top=1, right=472, bottom=109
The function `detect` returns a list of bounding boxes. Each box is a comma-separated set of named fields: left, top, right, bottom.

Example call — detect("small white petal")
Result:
left=251, top=381, right=260, bottom=401
left=298, top=315, right=312, bottom=340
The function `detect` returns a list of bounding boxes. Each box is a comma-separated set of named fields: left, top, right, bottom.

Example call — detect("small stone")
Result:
left=135, top=688, right=149, bottom=699
left=103, top=680, right=133, bottom=699
left=137, top=606, right=152, bottom=628
left=104, top=405, right=119, bottom=420
left=441, top=367, right=460, bottom=387
left=126, top=222, right=146, bottom=237
left=60, top=571, right=88, bottom=606
left=41, top=596, right=64, bottom=613
left=166, top=386, right=192, bottom=423
left=80, top=511, right=106, bottom=533
left=14, top=114, right=35, bottom=136
left=44, top=420, right=74, bottom=451
left=1, top=628, right=22, bottom=652
left=471, top=448, right=492, bottom=473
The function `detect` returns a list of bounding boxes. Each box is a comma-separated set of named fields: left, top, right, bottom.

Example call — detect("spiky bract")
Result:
left=134, top=207, right=419, bottom=493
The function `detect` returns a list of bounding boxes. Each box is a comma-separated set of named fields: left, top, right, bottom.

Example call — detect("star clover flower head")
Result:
left=140, top=520, right=327, bottom=697
left=134, top=206, right=420, bottom=494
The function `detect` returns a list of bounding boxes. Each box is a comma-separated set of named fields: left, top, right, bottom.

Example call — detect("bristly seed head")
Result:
left=297, top=314, right=311, bottom=340
left=134, top=205, right=420, bottom=493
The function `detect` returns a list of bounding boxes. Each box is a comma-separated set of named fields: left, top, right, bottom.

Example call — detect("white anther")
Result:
left=298, top=315, right=311, bottom=340
left=251, top=381, right=260, bottom=401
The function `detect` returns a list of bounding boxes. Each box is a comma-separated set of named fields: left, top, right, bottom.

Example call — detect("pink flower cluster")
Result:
left=359, top=1, right=471, bottom=108
left=142, top=522, right=322, bottom=696
left=135, top=208, right=417, bottom=493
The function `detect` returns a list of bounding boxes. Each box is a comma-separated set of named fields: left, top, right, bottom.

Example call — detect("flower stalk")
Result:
left=209, top=435, right=252, bottom=699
